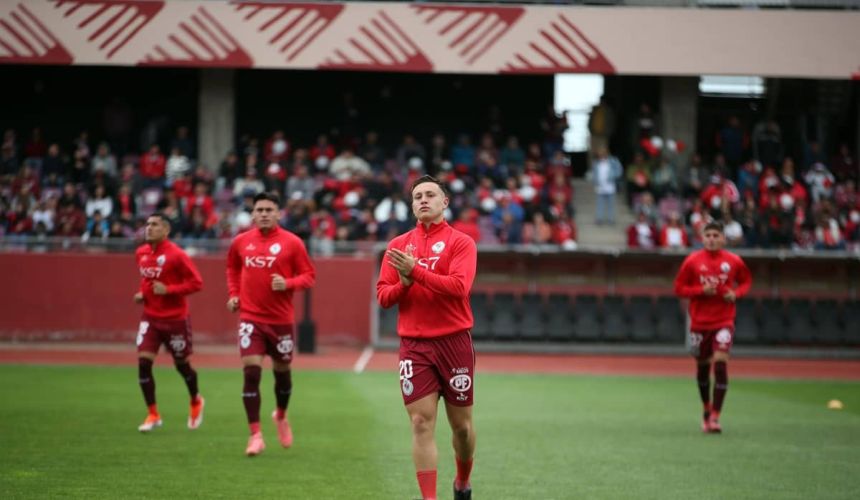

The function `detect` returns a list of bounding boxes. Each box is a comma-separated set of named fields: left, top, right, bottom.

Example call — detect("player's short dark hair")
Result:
left=253, top=191, right=281, bottom=208
left=410, top=175, right=448, bottom=198
left=147, top=212, right=171, bottom=227
left=703, top=221, right=724, bottom=233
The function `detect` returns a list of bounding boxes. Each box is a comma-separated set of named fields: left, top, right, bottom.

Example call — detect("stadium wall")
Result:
left=0, top=253, right=375, bottom=346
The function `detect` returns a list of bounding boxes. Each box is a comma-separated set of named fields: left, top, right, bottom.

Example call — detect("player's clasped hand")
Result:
left=227, top=297, right=240, bottom=312
left=271, top=274, right=287, bottom=291
left=703, top=283, right=717, bottom=295
left=152, top=281, right=168, bottom=295
left=723, top=289, right=736, bottom=303
left=387, top=248, right=416, bottom=276
left=133, top=292, right=144, bottom=304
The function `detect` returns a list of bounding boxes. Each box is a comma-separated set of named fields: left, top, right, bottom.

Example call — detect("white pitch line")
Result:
left=353, top=346, right=374, bottom=374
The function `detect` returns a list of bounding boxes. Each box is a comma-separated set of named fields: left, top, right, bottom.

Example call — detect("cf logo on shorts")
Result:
left=276, top=337, right=294, bottom=354
left=399, top=360, right=414, bottom=396
left=169, top=336, right=186, bottom=353
left=449, top=374, right=472, bottom=393
left=239, top=322, right=254, bottom=348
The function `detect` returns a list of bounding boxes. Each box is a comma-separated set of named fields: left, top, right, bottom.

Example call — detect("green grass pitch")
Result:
left=0, top=364, right=858, bottom=499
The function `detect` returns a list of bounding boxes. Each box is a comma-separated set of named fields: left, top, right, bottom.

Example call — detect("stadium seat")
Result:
left=378, top=304, right=398, bottom=339
left=628, top=296, right=656, bottom=342
left=470, top=292, right=493, bottom=341
left=812, top=299, right=843, bottom=346
left=490, top=293, right=519, bottom=341
left=519, top=293, right=546, bottom=340
left=571, top=294, right=600, bottom=342
left=785, top=298, right=814, bottom=344
left=602, top=295, right=629, bottom=342
left=759, top=298, right=787, bottom=345
left=733, top=299, right=760, bottom=345
left=842, top=300, right=860, bottom=346
left=545, top=294, right=573, bottom=341
left=654, top=296, right=686, bottom=344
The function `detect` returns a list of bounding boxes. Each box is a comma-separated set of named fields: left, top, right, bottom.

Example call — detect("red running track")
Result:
left=1, top=344, right=858, bottom=381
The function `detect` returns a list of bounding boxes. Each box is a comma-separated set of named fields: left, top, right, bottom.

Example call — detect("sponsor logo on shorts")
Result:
left=449, top=374, right=472, bottom=393
left=276, top=337, right=294, bottom=354
left=432, top=241, right=445, bottom=254
left=169, top=336, right=186, bottom=353
left=716, top=328, right=732, bottom=347
left=402, top=379, right=414, bottom=396
left=270, top=243, right=282, bottom=255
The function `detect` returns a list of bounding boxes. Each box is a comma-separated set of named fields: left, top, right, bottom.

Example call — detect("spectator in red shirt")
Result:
left=627, top=211, right=657, bottom=249
left=140, top=144, right=166, bottom=188
left=310, top=134, right=336, bottom=172
left=659, top=212, right=690, bottom=249
left=550, top=211, right=577, bottom=250
left=264, top=130, right=290, bottom=164
left=451, top=208, right=481, bottom=243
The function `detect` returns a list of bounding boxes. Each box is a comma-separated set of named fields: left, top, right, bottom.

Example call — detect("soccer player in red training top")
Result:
left=134, top=212, right=204, bottom=432
left=377, top=175, right=478, bottom=500
left=226, top=192, right=315, bottom=456
left=674, top=221, right=752, bottom=433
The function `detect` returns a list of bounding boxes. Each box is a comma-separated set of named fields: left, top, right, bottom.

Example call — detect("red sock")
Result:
left=455, top=458, right=473, bottom=490
left=249, top=422, right=261, bottom=435
left=416, top=470, right=437, bottom=500
left=147, top=404, right=159, bottom=416
left=275, top=408, right=286, bottom=420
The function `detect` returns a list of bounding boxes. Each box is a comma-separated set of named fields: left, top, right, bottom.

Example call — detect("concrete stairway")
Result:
left=572, top=178, right=633, bottom=249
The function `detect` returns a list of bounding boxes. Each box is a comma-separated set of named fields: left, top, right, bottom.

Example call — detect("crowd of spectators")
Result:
left=622, top=115, right=858, bottom=252
left=0, top=115, right=579, bottom=253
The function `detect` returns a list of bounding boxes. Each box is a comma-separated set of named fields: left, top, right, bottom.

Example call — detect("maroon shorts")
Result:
left=398, top=330, right=475, bottom=407
left=237, top=320, right=295, bottom=363
left=136, top=315, right=193, bottom=359
left=689, top=327, right=734, bottom=361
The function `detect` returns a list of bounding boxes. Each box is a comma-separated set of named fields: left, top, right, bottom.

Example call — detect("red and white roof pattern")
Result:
left=0, top=1, right=856, bottom=79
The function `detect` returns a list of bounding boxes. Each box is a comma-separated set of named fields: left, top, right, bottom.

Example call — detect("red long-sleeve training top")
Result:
left=136, top=240, right=203, bottom=320
left=227, top=226, right=315, bottom=324
left=674, top=248, right=752, bottom=331
left=377, top=220, right=477, bottom=338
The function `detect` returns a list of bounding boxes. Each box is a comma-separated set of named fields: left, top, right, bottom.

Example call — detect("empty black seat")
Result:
left=759, top=298, right=787, bottom=344
left=733, top=298, right=759, bottom=345
left=490, top=293, right=519, bottom=341
left=842, top=300, right=860, bottom=346
left=655, top=296, right=686, bottom=343
left=571, top=294, right=600, bottom=341
left=546, top=293, right=574, bottom=341
left=602, top=295, right=629, bottom=342
left=629, top=296, right=656, bottom=342
left=785, top=298, right=814, bottom=344
left=470, top=292, right=493, bottom=340
left=520, top=293, right=545, bottom=340
left=812, top=299, right=843, bottom=345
